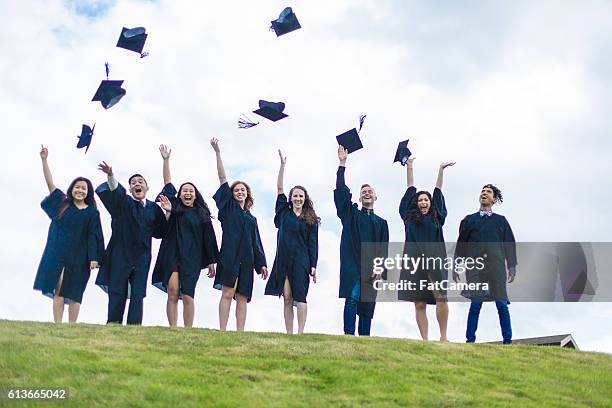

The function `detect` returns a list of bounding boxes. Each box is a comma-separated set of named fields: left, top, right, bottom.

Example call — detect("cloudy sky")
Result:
left=1, top=0, right=611, bottom=353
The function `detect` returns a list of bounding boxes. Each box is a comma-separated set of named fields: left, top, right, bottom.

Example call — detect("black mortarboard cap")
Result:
left=253, top=100, right=288, bottom=121
left=270, top=7, right=301, bottom=36
left=336, top=115, right=366, bottom=154
left=92, top=80, right=126, bottom=109
left=116, top=27, right=148, bottom=56
left=76, top=124, right=95, bottom=153
left=394, top=139, right=412, bottom=165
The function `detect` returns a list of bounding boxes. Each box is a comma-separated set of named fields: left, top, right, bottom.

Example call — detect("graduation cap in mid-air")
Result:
left=238, top=100, right=288, bottom=128
left=116, top=27, right=149, bottom=58
left=76, top=124, right=95, bottom=153
left=92, top=63, right=126, bottom=109
left=270, top=7, right=301, bottom=36
left=336, top=115, right=367, bottom=154
left=394, top=140, right=412, bottom=165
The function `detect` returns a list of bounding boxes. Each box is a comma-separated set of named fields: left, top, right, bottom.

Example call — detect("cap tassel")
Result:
left=358, top=114, right=367, bottom=133
left=105, top=62, right=110, bottom=79
left=238, top=114, right=259, bottom=129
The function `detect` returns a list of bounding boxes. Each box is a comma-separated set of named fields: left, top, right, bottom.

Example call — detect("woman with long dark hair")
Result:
left=152, top=145, right=219, bottom=328
left=265, top=150, right=319, bottom=334
left=399, top=157, right=454, bottom=341
left=209, top=138, right=268, bottom=331
left=34, top=146, right=104, bottom=323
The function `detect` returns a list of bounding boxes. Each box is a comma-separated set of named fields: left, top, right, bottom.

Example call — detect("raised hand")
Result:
left=407, top=157, right=416, bottom=166
left=338, top=145, right=348, bottom=164
left=159, top=144, right=172, bottom=160
left=210, top=138, right=220, bottom=153
left=278, top=149, right=287, bottom=165
left=159, top=195, right=172, bottom=212
left=98, top=161, right=113, bottom=176
left=40, top=145, right=48, bottom=160
left=440, top=161, right=456, bottom=170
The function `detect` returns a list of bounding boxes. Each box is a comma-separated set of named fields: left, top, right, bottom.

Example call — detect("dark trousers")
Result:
left=466, top=300, right=512, bottom=344
left=107, top=265, right=147, bottom=325
left=108, top=292, right=144, bottom=325
left=343, top=282, right=372, bottom=336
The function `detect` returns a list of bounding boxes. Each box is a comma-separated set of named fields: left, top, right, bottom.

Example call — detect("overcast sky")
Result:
left=1, top=0, right=611, bottom=353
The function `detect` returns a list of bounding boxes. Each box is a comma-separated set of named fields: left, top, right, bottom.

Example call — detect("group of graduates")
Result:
left=34, top=140, right=517, bottom=344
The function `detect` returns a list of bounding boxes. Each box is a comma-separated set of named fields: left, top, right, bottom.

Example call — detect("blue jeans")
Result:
left=343, top=282, right=372, bottom=336
left=466, top=300, right=512, bottom=344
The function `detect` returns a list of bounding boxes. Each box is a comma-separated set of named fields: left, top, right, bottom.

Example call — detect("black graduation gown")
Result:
left=152, top=183, right=219, bottom=298
left=265, top=194, right=319, bottom=303
left=398, top=187, right=448, bottom=304
left=334, top=167, right=389, bottom=319
left=455, top=212, right=517, bottom=301
left=212, top=182, right=267, bottom=302
left=34, top=189, right=104, bottom=303
left=95, top=182, right=167, bottom=298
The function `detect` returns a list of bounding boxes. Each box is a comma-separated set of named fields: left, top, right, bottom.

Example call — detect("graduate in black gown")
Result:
left=209, top=138, right=268, bottom=331
left=454, top=184, right=517, bottom=344
left=152, top=145, right=219, bottom=327
left=95, top=161, right=167, bottom=325
left=399, top=157, right=455, bottom=341
left=334, top=146, right=389, bottom=336
left=265, top=150, right=319, bottom=334
left=34, top=146, right=103, bottom=323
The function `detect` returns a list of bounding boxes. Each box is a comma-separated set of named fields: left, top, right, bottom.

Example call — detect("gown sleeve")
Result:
left=333, top=167, right=353, bottom=221
left=274, top=194, right=289, bottom=228
left=502, top=216, right=518, bottom=268
left=95, top=182, right=128, bottom=217
left=152, top=204, right=168, bottom=239
left=87, top=209, right=104, bottom=263
left=201, top=220, right=220, bottom=267
left=213, top=182, right=233, bottom=222
left=399, top=186, right=417, bottom=221
left=252, top=219, right=267, bottom=273
left=308, top=223, right=319, bottom=269
left=455, top=216, right=471, bottom=259
left=432, top=187, right=448, bottom=226
left=41, top=188, right=65, bottom=219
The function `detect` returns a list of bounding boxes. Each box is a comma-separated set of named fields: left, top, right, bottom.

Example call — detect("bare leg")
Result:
left=219, top=286, right=235, bottom=331
left=436, top=299, right=449, bottom=342
left=296, top=302, right=307, bottom=334
left=235, top=293, right=247, bottom=331
left=68, top=301, right=80, bottom=323
left=283, top=277, right=294, bottom=334
left=166, top=272, right=180, bottom=327
left=52, top=270, right=65, bottom=323
left=183, top=295, right=195, bottom=328
left=414, top=301, right=428, bottom=340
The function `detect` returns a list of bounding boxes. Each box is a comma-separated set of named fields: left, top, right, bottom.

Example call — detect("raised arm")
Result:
left=336, top=145, right=348, bottom=188
left=159, top=144, right=172, bottom=185
left=210, top=138, right=227, bottom=185
left=406, top=157, right=416, bottom=188
left=277, top=149, right=286, bottom=194
left=435, top=161, right=456, bottom=190
left=40, top=146, right=56, bottom=193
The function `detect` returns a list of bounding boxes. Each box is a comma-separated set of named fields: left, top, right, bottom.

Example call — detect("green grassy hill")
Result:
left=0, top=320, right=610, bottom=407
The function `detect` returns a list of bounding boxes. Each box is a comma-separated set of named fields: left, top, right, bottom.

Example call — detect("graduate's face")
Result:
left=290, top=188, right=305, bottom=210
left=179, top=184, right=196, bottom=207
left=71, top=181, right=88, bottom=202
left=479, top=187, right=495, bottom=207
left=130, top=177, right=148, bottom=200
left=417, top=193, right=431, bottom=214
left=232, top=183, right=247, bottom=204
left=359, top=186, right=376, bottom=207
